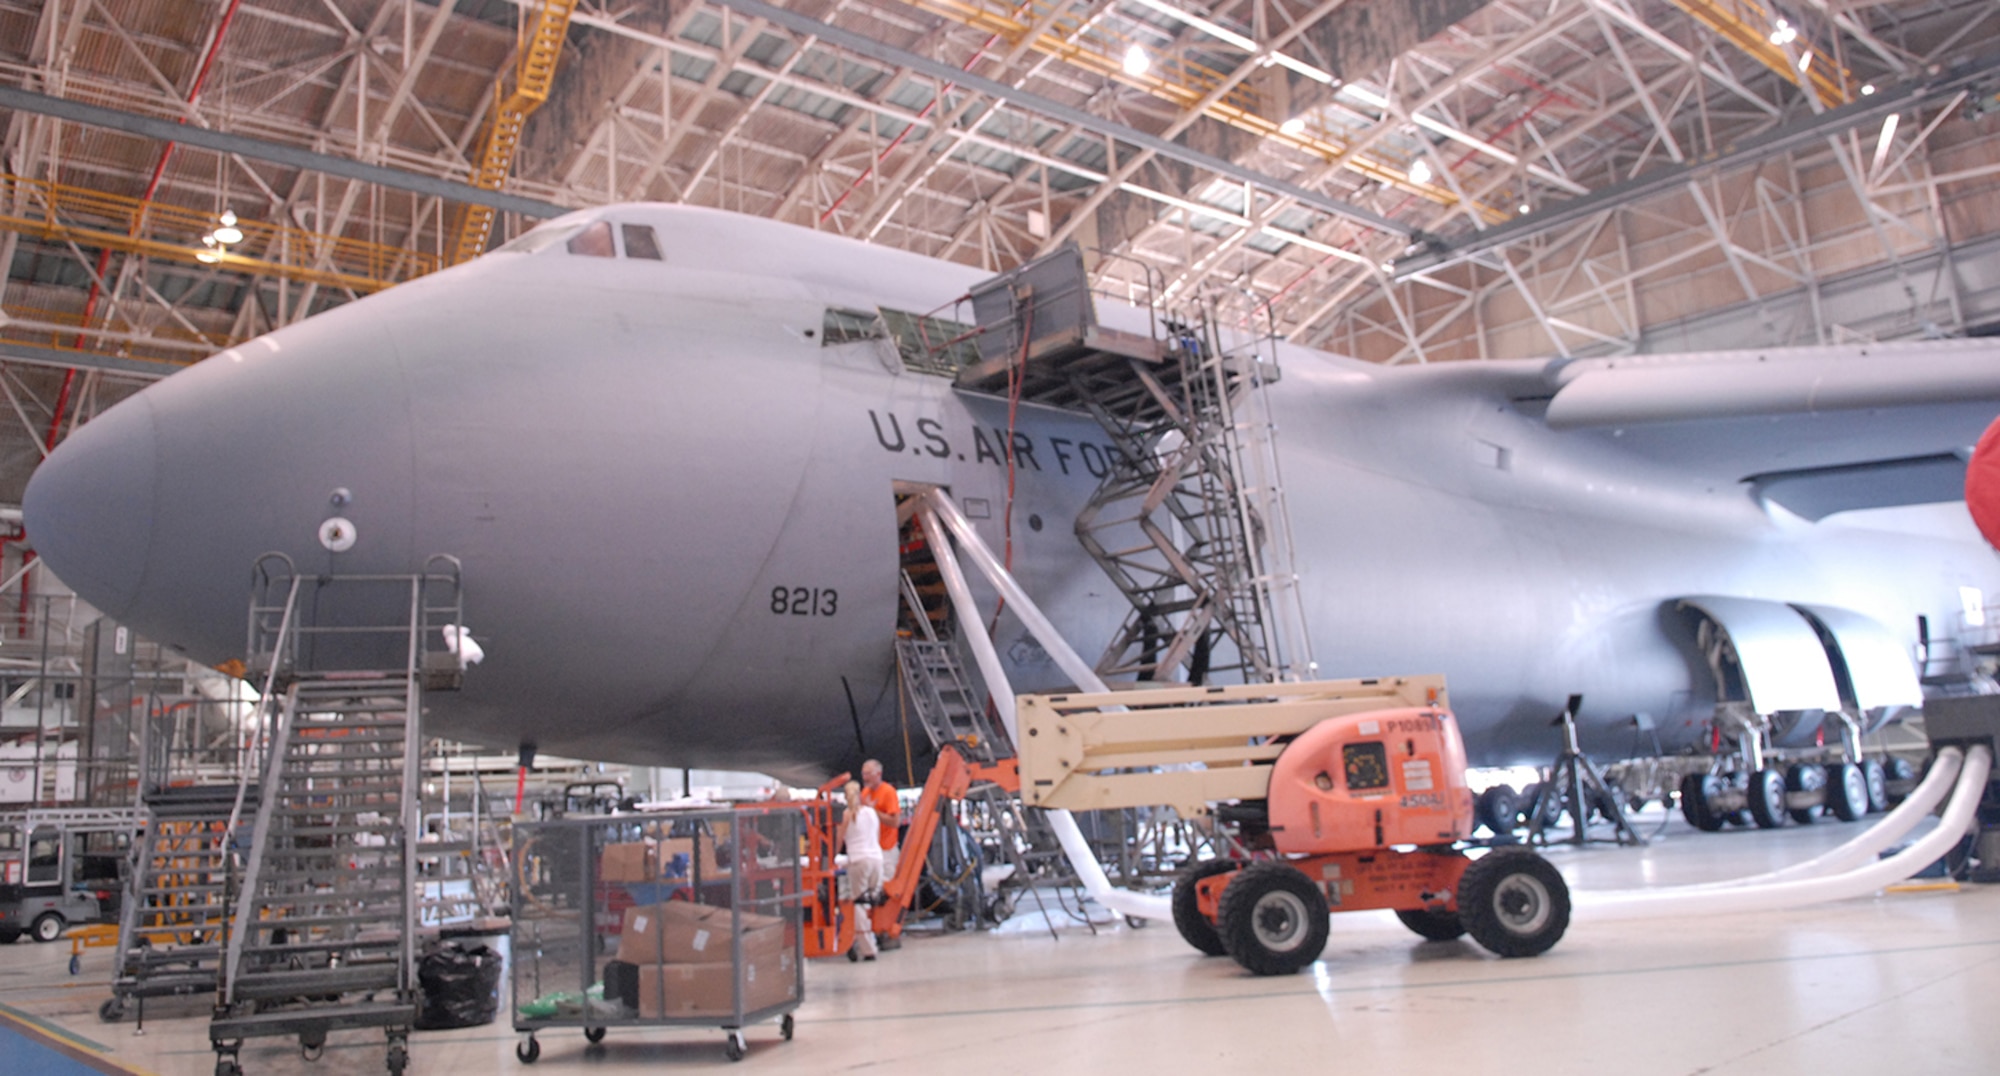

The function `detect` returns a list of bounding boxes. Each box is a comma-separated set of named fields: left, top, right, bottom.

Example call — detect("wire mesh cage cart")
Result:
left=510, top=806, right=803, bottom=1063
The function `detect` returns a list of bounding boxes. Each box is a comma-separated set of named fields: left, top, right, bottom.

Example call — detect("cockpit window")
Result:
left=622, top=224, right=663, bottom=260
left=493, top=222, right=583, bottom=255
left=566, top=221, right=615, bottom=258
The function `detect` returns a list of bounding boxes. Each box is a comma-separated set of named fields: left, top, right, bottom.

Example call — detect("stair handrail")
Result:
left=217, top=555, right=302, bottom=1004
left=226, top=558, right=301, bottom=844
left=397, top=571, right=425, bottom=997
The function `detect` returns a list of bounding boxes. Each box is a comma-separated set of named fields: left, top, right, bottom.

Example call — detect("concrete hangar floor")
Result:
left=3, top=810, right=1995, bottom=1076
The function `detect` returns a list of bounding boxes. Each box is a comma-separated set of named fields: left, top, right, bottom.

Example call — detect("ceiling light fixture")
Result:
left=1768, top=19, right=1797, bottom=46
left=1407, top=158, right=1433, bottom=186
left=213, top=209, right=243, bottom=246
left=1122, top=44, right=1151, bottom=78
left=1279, top=116, right=1306, bottom=137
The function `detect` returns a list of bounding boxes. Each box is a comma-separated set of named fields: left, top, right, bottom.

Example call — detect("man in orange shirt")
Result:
left=859, top=759, right=901, bottom=879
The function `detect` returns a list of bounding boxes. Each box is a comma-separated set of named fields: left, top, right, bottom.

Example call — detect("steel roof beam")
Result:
left=1394, top=49, right=2000, bottom=278
left=0, top=85, right=569, bottom=220
left=702, top=0, right=1413, bottom=237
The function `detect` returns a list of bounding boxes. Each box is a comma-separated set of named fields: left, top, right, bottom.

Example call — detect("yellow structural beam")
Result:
left=452, top=0, right=578, bottom=264
left=1668, top=0, right=1852, bottom=109
left=0, top=173, right=438, bottom=294
left=904, top=0, right=1500, bottom=219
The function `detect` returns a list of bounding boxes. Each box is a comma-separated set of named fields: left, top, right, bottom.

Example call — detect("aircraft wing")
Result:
left=1537, top=339, right=2000, bottom=520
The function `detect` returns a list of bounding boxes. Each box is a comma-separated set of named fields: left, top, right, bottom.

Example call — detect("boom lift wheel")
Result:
left=1216, top=862, right=1329, bottom=976
left=1171, top=859, right=1239, bottom=956
left=31, top=913, right=64, bottom=943
left=1827, top=763, right=1869, bottom=822
left=1457, top=850, right=1570, bottom=958
left=1394, top=907, right=1467, bottom=942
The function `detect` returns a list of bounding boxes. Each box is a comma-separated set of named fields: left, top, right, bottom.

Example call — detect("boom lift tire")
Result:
left=1395, top=907, right=1467, bottom=942
left=1827, top=763, right=1869, bottom=822
left=1679, top=773, right=1724, bottom=832
left=1216, top=862, right=1330, bottom=976
left=1457, top=851, right=1570, bottom=958
left=1785, top=763, right=1826, bottom=825
left=1171, top=859, right=1239, bottom=956
left=1747, top=768, right=1789, bottom=829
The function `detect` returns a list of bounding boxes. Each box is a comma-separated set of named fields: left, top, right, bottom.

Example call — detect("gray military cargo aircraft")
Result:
left=21, top=204, right=2000, bottom=780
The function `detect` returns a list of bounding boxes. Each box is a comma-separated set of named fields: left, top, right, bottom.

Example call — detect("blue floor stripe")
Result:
left=0, top=1023, right=111, bottom=1076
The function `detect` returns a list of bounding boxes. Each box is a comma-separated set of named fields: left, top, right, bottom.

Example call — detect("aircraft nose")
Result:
left=23, top=393, right=158, bottom=620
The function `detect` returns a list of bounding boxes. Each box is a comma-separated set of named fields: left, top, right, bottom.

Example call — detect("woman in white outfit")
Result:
left=844, top=780, right=882, bottom=960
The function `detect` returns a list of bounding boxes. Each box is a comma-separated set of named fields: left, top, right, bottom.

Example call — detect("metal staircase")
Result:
left=893, top=583, right=1067, bottom=915
left=949, top=244, right=1312, bottom=686
left=208, top=555, right=465, bottom=1076
left=897, top=635, right=1008, bottom=764
left=104, top=793, right=238, bottom=1023
left=451, top=0, right=577, bottom=263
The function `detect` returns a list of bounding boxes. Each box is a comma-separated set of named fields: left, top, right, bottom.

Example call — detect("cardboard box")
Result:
left=616, top=901, right=788, bottom=964
left=657, top=836, right=727, bottom=878
left=600, top=841, right=655, bottom=883
left=632, top=950, right=798, bottom=1017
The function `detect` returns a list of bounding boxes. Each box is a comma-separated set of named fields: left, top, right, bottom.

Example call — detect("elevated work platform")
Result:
left=940, top=243, right=1311, bottom=686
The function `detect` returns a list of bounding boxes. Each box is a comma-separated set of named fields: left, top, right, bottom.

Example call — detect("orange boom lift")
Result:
left=1018, top=675, right=1570, bottom=975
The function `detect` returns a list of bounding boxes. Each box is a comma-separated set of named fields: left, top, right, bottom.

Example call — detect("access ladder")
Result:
left=209, top=555, right=465, bottom=1076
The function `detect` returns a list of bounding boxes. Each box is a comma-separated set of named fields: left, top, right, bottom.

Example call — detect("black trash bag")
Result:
left=415, top=942, right=504, bottom=1030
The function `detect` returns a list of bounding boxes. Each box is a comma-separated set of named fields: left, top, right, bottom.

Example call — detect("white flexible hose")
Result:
left=1572, top=745, right=1989, bottom=921
left=1673, top=749, right=1961, bottom=889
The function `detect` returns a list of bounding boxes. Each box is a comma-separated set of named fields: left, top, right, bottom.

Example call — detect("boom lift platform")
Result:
left=1018, top=675, right=1571, bottom=975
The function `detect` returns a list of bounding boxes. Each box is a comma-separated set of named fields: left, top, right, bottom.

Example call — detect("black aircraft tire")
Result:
left=1786, top=763, right=1826, bottom=825
left=1476, top=785, right=1519, bottom=835
left=1747, top=768, right=1789, bottom=829
left=1171, top=859, right=1239, bottom=957
left=1680, top=773, right=1724, bottom=832
left=1884, top=756, right=1916, bottom=807
left=1827, top=763, right=1869, bottom=822
left=1395, top=907, right=1467, bottom=942
left=1514, top=783, right=1541, bottom=826
left=1863, top=759, right=1889, bottom=813
left=1458, top=851, right=1570, bottom=958
left=1216, top=862, right=1329, bottom=976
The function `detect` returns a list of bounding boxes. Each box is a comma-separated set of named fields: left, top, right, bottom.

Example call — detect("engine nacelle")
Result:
left=1265, top=707, right=1474, bottom=855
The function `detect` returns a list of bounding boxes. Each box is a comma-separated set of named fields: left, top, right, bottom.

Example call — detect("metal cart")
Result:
left=510, top=805, right=803, bottom=1063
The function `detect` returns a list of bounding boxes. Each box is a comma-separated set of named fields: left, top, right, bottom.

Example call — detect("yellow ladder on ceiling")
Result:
left=451, top=0, right=578, bottom=265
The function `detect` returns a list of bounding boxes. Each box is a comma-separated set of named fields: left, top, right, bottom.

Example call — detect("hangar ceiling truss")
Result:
left=0, top=0, right=1997, bottom=496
